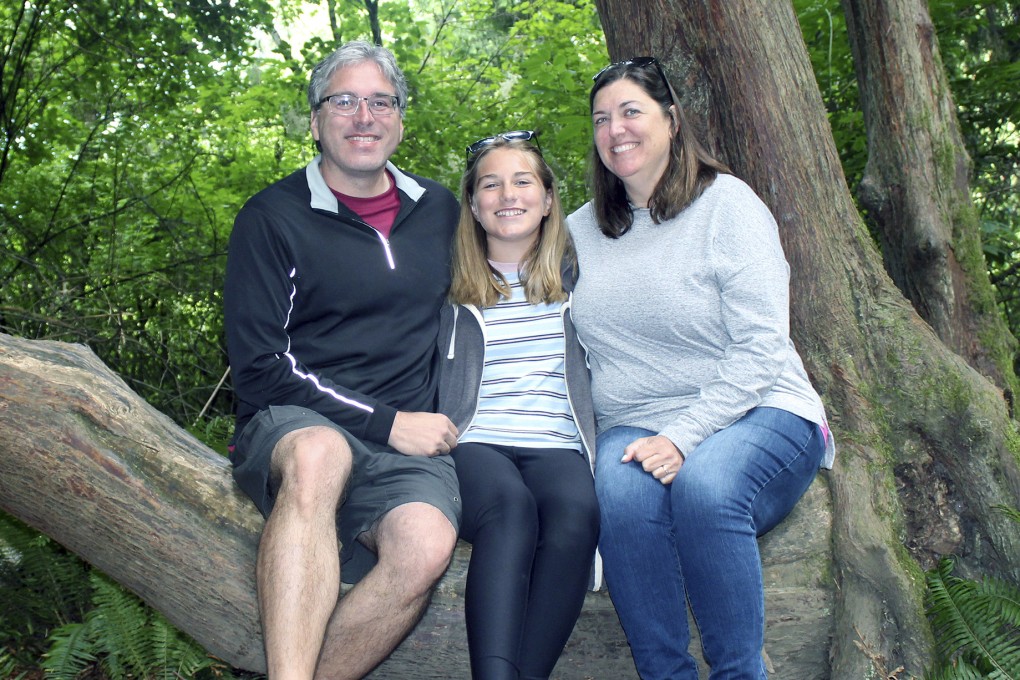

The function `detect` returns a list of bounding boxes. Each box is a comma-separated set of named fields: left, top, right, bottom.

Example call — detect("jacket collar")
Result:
left=305, top=156, right=426, bottom=214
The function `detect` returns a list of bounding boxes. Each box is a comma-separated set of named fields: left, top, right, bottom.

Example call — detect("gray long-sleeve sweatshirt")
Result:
left=567, top=173, right=834, bottom=468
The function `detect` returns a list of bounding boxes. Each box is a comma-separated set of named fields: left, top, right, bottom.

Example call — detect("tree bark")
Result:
left=0, top=332, right=266, bottom=670
left=593, top=1, right=1020, bottom=678
left=842, top=0, right=1018, bottom=395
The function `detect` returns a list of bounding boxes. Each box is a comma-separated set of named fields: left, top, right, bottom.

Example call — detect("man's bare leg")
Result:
left=314, top=502, right=457, bottom=680
left=258, top=426, right=352, bottom=680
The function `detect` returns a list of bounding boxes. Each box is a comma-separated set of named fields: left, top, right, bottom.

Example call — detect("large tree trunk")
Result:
left=842, top=0, right=1018, bottom=394
left=593, top=1, right=1020, bottom=678
left=0, top=331, right=836, bottom=678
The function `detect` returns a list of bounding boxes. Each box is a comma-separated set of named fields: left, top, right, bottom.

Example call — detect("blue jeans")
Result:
left=595, top=407, right=825, bottom=680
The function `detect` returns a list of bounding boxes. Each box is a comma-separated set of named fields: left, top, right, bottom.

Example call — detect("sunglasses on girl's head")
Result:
left=466, top=130, right=540, bottom=159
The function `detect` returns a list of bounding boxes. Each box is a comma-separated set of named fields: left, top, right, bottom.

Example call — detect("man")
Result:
left=224, top=41, right=461, bottom=680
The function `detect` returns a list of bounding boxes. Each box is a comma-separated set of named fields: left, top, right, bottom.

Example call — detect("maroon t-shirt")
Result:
left=331, top=172, right=401, bottom=238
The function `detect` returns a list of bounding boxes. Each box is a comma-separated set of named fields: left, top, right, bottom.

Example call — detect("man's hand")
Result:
left=388, top=411, right=459, bottom=456
left=621, top=435, right=684, bottom=485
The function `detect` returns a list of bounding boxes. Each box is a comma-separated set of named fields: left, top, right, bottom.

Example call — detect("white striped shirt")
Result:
left=460, top=272, right=580, bottom=450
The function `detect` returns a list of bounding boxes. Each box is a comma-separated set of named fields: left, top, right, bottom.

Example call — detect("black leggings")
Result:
left=452, top=443, right=600, bottom=680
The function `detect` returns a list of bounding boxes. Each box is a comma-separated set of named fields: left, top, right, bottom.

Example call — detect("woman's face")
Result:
left=470, top=147, right=552, bottom=261
left=591, top=77, right=676, bottom=205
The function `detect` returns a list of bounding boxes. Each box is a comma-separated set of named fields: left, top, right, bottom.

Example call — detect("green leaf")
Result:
left=925, top=558, right=1020, bottom=678
left=42, top=622, right=97, bottom=680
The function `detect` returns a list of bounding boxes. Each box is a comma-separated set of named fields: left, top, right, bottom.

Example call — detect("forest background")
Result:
left=1, top=0, right=1018, bottom=677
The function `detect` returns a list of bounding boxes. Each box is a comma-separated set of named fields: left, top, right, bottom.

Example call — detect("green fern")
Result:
left=88, top=572, right=155, bottom=679
left=41, top=621, right=97, bottom=680
left=0, top=513, right=91, bottom=626
left=924, top=657, right=991, bottom=679
left=0, top=512, right=91, bottom=666
left=974, top=577, right=1020, bottom=630
left=78, top=571, right=226, bottom=680
left=2, top=512, right=233, bottom=679
left=150, top=615, right=222, bottom=680
left=994, top=505, right=1020, bottom=526
left=925, top=557, right=1020, bottom=679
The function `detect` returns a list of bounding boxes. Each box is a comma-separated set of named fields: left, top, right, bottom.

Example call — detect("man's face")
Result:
left=310, top=60, right=404, bottom=192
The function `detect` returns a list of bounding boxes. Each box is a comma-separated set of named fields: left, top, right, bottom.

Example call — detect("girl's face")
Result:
left=591, top=77, right=676, bottom=205
left=470, top=148, right=552, bottom=261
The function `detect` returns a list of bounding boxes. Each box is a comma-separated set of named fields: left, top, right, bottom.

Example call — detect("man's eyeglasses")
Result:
left=466, top=130, right=539, bottom=159
left=317, top=94, right=400, bottom=117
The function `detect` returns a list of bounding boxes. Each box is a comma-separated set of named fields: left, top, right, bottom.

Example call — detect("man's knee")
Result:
left=406, top=506, right=457, bottom=584
left=377, top=503, right=457, bottom=589
left=273, top=426, right=353, bottom=511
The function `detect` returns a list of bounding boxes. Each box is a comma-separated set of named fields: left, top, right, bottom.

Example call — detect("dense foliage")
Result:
left=1, top=0, right=281, bottom=426
left=0, top=0, right=607, bottom=428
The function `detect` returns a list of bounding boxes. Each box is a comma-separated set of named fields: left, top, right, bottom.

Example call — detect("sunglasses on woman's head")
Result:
left=592, top=56, right=680, bottom=110
left=466, top=130, right=540, bottom=160
left=593, top=56, right=663, bottom=82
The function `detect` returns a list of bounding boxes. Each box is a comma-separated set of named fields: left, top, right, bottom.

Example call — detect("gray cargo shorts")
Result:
left=230, top=405, right=461, bottom=584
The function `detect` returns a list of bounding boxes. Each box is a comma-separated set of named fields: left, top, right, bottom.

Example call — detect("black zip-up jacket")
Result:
left=224, top=158, right=459, bottom=446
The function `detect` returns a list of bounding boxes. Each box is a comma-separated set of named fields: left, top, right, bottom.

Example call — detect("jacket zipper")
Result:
left=373, top=228, right=395, bottom=270
left=317, top=209, right=398, bottom=270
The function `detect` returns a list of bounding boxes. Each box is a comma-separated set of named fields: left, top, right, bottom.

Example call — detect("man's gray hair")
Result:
left=307, top=41, right=409, bottom=118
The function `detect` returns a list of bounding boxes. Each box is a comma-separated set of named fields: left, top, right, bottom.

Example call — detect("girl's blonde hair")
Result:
left=449, top=137, right=574, bottom=307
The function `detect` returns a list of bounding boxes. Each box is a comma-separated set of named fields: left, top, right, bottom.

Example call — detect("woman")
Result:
left=437, top=132, right=600, bottom=680
left=566, top=58, right=835, bottom=679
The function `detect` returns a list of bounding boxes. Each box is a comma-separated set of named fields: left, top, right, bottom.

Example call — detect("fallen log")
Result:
left=0, top=332, right=835, bottom=678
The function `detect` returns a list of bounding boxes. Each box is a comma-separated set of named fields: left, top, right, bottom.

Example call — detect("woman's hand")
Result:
left=621, top=435, right=684, bottom=485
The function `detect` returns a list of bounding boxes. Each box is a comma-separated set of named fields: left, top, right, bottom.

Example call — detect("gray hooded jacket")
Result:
left=435, top=266, right=603, bottom=589
left=436, top=291, right=596, bottom=472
